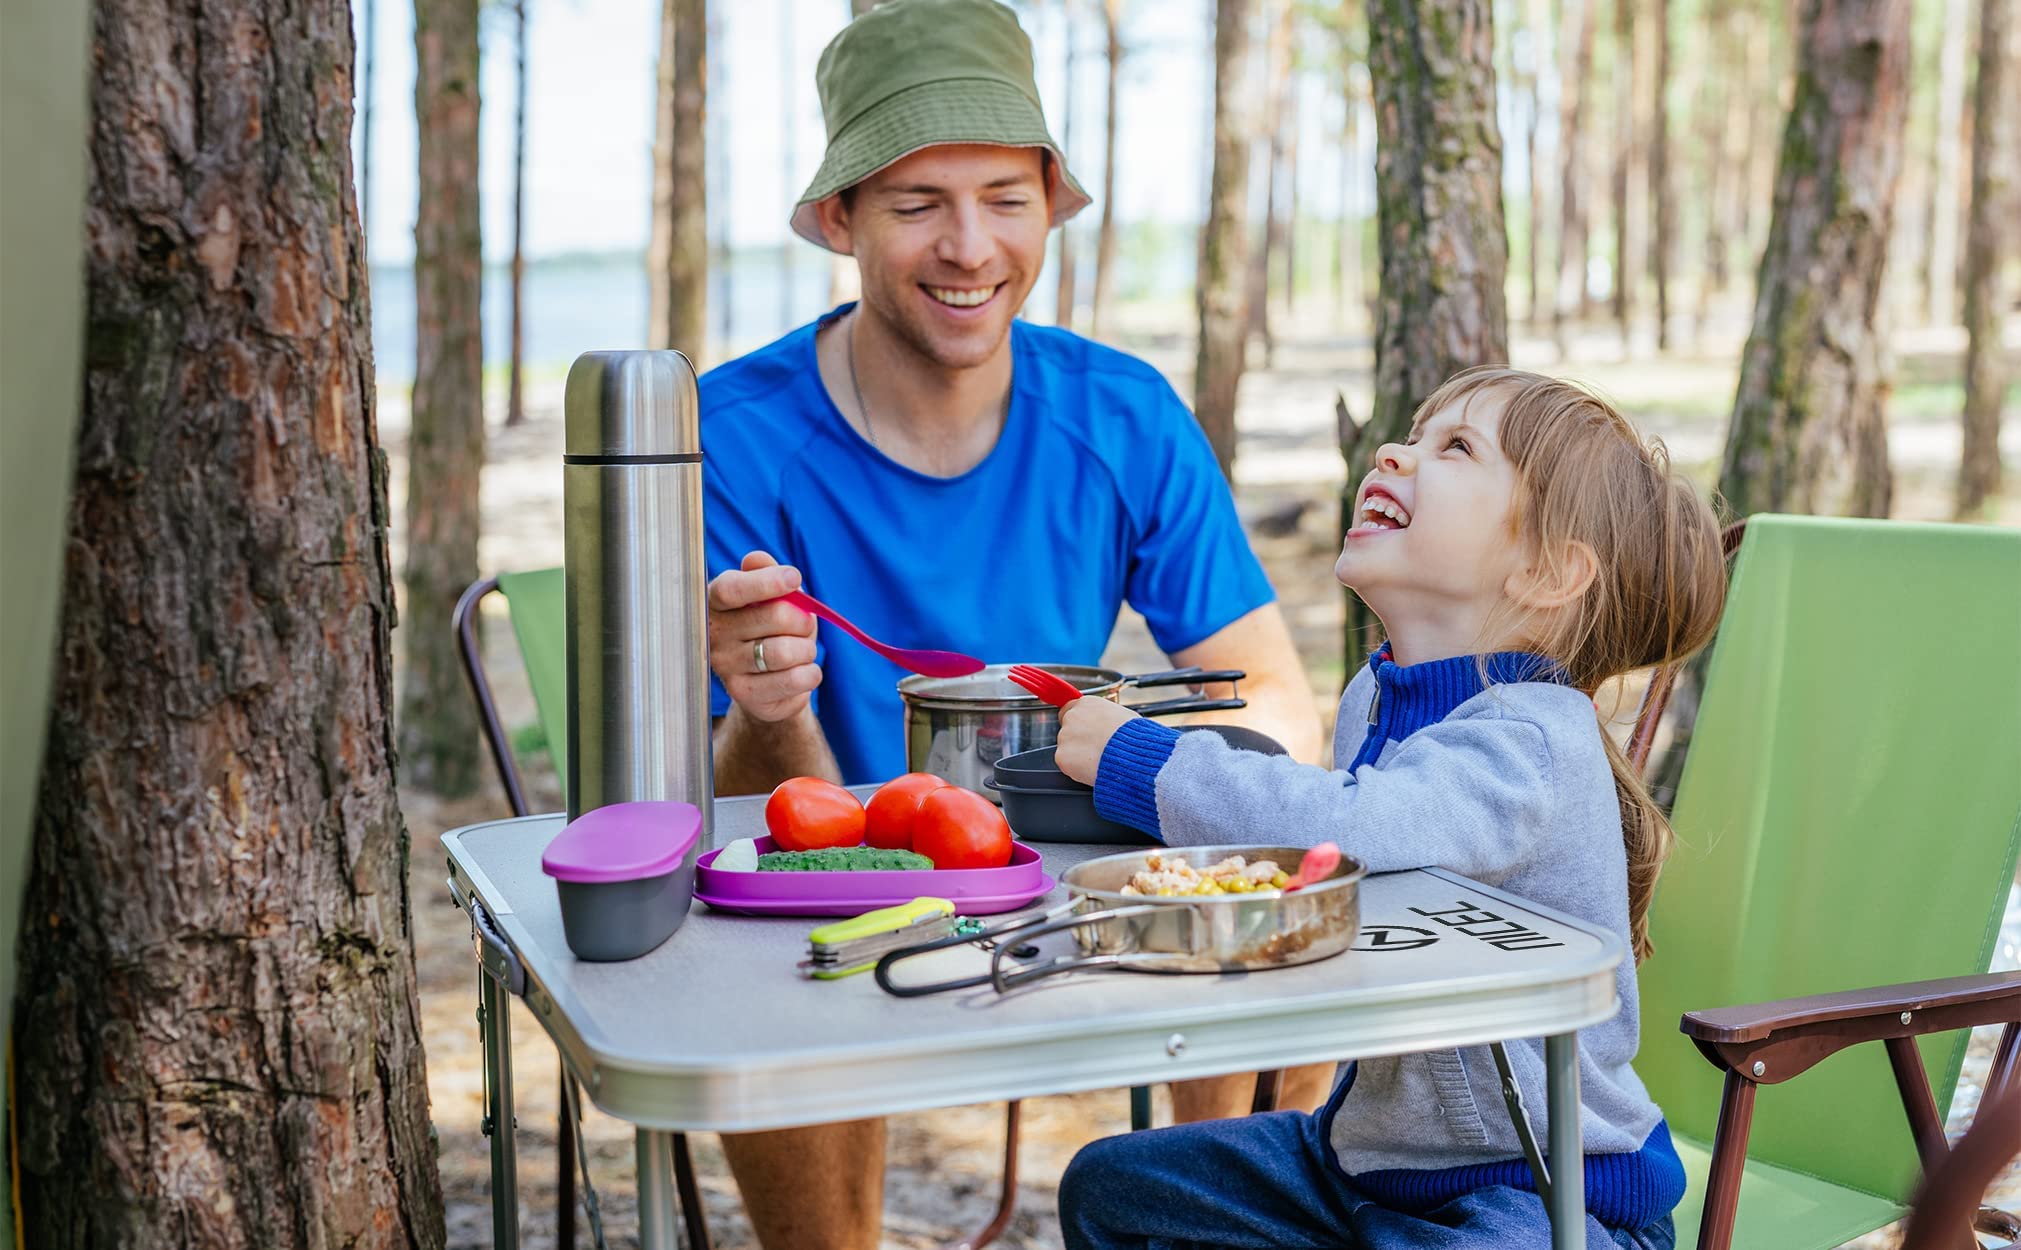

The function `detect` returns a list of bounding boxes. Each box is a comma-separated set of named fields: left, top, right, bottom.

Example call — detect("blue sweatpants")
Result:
left=1057, top=1083, right=1677, bottom=1250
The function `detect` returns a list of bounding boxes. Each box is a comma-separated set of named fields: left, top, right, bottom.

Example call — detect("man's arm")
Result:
left=711, top=706, right=843, bottom=797
left=1168, top=602, right=1324, bottom=765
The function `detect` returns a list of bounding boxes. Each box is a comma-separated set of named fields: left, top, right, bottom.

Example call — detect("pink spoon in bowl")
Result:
left=772, top=590, right=986, bottom=679
left=1282, top=841, right=1342, bottom=893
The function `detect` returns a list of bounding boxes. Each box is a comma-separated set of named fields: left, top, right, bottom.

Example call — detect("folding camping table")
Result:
left=443, top=794, right=1627, bottom=1250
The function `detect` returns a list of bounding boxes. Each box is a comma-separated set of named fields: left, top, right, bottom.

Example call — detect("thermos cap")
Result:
left=564, top=350, right=701, bottom=459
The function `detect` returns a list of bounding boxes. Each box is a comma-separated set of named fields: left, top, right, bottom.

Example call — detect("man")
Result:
left=698, top=2, right=1330, bottom=1245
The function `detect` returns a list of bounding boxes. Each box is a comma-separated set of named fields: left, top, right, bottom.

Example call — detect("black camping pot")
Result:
left=898, top=665, right=1244, bottom=798
left=986, top=726, right=1288, bottom=845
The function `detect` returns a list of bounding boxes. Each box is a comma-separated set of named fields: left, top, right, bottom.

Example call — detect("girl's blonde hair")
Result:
left=1408, top=366, right=1728, bottom=963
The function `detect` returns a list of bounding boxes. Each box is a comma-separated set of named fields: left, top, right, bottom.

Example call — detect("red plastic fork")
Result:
left=773, top=590, right=985, bottom=679
left=1006, top=663, right=1084, bottom=709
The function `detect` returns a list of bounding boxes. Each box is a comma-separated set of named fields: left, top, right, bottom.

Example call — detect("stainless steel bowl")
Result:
left=988, top=844, right=1367, bottom=989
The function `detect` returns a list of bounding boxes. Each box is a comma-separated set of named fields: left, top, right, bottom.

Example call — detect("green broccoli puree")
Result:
left=756, top=847, right=935, bottom=872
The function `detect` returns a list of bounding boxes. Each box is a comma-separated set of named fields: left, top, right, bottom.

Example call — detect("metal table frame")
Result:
left=446, top=804, right=1623, bottom=1250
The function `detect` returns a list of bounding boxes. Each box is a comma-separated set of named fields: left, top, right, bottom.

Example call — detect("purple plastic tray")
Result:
left=693, top=837, right=1056, bottom=917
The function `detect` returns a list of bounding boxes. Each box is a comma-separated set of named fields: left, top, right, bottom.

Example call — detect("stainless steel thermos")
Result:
left=561, top=350, right=713, bottom=846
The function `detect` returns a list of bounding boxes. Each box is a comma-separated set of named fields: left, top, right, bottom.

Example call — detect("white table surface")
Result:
left=442, top=795, right=1625, bottom=1134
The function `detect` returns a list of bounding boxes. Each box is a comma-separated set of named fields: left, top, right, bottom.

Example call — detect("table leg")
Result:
left=1545, top=1032, right=1584, bottom=1250
left=638, top=1128, right=684, bottom=1250
left=480, top=967, right=521, bottom=1250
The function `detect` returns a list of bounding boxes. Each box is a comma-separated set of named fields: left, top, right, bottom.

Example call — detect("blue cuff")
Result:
left=1092, top=718, right=1183, bottom=839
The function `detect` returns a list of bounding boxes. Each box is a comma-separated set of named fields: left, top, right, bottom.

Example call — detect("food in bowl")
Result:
left=1119, top=851, right=1290, bottom=897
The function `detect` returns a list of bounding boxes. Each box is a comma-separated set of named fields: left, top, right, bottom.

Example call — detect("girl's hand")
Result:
left=1054, top=698, right=1140, bottom=786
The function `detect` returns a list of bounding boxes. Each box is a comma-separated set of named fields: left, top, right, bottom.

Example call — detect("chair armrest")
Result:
left=1680, top=971, right=2021, bottom=1085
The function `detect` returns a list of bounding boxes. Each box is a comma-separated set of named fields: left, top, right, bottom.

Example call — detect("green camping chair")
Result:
left=1628, top=515, right=2021, bottom=1250
left=454, top=569, right=1026, bottom=1250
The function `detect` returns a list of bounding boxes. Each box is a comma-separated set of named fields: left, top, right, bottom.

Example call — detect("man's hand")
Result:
left=707, top=551, right=822, bottom=723
left=1054, top=697, right=1140, bottom=786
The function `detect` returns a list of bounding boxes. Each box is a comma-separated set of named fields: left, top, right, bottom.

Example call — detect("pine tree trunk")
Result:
left=1957, top=0, right=2012, bottom=516
left=1610, top=0, right=1640, bottom=346
left=1355, top=0, right=1511, bottom=661
left=1248, top=0, right=1292, bottom=367
left=1339, top=71, right=1366, bottom=328
left=1692, top=0, right=1728, bottom=338
left=1717, top=0, right=1909, bottom=519
left=781, top=0, right=798, bottom=332
left=1922, top=0, right=1971, bottom=326
left=1092, top=0, right=1124, bottom=337
left=1056, top=0, right=1080, bottom=331
left=1194, top=0, right=1256, bottom=479
left=1650, top=0, right=1672, bottom=350
left=1555, top=0, right=1596, bottom=348
left=15, top=0, right=447, bottom=1239
left=1522, top=0, right=1548, bottom=326
left=1284, top=84, right=1300, bottom=321
left=506, top=0, right=530, bottom=427
left=362, top=0, right=377, bottom=229
left=402, top=0, right=486, bottom=797
left=648, top=0, right=708, bottom=353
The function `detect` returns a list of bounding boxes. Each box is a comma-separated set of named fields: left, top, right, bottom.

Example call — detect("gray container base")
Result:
left=555, top=855, right=697, bottom=961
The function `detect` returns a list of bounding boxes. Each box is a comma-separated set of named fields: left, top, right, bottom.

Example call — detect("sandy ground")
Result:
left=387, top=310, right=2020, bottom=1248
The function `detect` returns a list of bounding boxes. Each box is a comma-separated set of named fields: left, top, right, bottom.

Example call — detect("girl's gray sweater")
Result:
left=1088, top=652, right=1685, bottom=1227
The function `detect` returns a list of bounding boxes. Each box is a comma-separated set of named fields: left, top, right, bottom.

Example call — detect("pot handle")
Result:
left=1130, top=696, right=1247, bottom=718
left=986, top=903, right=1170, bottom=993
left=1125, top=667, right=1247, bottom=689
left=873, top=901, right=1072, bottom=998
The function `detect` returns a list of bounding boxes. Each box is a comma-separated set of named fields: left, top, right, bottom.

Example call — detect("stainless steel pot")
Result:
left=873, top=844, right=1366, bottom=998
left=898, top=664, right=1245, bottom=797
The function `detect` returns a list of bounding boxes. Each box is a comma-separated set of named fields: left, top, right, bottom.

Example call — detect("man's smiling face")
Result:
left=819, top=143, right=1052, bottom=369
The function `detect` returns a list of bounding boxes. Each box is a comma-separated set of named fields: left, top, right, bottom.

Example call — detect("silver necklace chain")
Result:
left=845, top=309, right=1012, bottom=463
left=846, top=312, right=878, bottom=449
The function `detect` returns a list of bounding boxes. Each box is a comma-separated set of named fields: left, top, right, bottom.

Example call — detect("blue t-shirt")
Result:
left=700, top=306, right=1274, bottom=784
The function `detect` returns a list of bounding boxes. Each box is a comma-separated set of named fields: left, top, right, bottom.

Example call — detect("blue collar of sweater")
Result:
left=1345, top=644, right=1571, bottom=771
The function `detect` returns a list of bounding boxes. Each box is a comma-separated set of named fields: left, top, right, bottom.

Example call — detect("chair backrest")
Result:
left=1638, top=515, right=2021, bottom=1202
left=495, top=567, right=570, bottom=801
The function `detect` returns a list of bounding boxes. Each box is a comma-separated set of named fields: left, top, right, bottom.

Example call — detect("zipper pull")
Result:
left=1367, top=685, right=1381, bottom=726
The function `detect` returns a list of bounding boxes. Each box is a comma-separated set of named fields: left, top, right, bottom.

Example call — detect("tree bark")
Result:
left=15, top=0, right=447, bottom=1240
left=362, top=0, right=377, bottom=230
left=648, top=0, right=708, bottom=353
left=1957, top=0, right=2013, bottom=516
left=1521, top=0, right=1549, bottom=327
left=1717, top=0, right=1910, bottom=519
left=1609, top=0, right=1641, bottom=346
left=1355, top=0, right=1510, bottom=660
left=506, top=0, right=530, bottom=427
left=1193, top=0, right=1256, bottom=479
left=1555, top=0, right=1596, bottom=348
left=1922, top=0, right=1971, bottom=326
left=1248, top=0, right=1293, bottom=367
left=1056, top=0, right=1080, bottom=331
left=1092, top=0, right=1124, bottom=337
left=1650, top=0, right=1672, bottom=350
left=1691, top=0, right=1729, bottom=339
left=401, top=0, right=486, bottom=797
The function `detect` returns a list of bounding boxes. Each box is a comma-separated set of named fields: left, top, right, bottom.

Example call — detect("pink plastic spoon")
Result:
left=1282, top=841, right=1342, bottom=893
left=773, top=590, right=986, bottom=679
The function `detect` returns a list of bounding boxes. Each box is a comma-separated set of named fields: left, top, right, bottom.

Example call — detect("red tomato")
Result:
left=864, top=773, right=947, bottom=850
left=764, top=777, right=865, bottom=851
left=913, top=787, right=1014, bottom=869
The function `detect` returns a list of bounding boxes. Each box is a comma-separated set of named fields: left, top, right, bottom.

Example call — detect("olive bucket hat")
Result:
left=790, top=0, right=1092, bottom=251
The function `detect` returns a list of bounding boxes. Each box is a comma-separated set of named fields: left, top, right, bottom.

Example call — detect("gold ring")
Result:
left=753, top=638, right=768, bottom=674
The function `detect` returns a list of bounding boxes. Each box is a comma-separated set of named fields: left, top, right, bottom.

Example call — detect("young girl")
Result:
left=1051, top=367, right=1727, bottom=1250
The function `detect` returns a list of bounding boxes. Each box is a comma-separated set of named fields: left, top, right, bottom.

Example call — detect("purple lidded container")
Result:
left=541, top=801, right=702, bottom=961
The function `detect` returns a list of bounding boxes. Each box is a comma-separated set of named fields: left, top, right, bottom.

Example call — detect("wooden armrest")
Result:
left=1680, top=971, right=2021, bottom=1085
